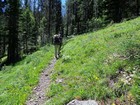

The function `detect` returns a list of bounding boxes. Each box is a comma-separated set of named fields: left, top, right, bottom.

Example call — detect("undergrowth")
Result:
left=46, top=17, right=140, bottom=105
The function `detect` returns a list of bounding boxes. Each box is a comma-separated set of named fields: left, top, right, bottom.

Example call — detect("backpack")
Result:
left=53, top=34, right=62, bottom=45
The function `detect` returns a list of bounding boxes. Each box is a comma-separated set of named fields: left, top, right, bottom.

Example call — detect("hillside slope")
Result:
left=46, top=17, right=140, bottom=105
left=0, top=46, right=54, bottom=105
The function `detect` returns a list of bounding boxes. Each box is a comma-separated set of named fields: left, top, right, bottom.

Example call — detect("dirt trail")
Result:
left=26, top=58, right=56, bottom=105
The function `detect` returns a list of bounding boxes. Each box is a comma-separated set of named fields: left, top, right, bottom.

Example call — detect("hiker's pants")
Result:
left=54, top=44, right=61, bottom=59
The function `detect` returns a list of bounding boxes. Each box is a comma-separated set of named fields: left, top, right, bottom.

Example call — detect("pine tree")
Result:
left=136, top=0, right=140, bottom=16
left=0, top=0, right=8, bottom=59
left=19, top=7, right=37, bottom=54
left=7, top=0, right=20, bottom=63
left=48, top=0, right=51, bottom=43
left=54, top=0, right=62, bottom=34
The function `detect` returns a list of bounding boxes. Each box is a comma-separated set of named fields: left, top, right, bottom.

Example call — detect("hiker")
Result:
left=52, top=33, right=63, bottom=59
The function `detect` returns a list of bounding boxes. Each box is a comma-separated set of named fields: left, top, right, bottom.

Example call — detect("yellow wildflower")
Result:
left=112, top=103, right=115, bottom=105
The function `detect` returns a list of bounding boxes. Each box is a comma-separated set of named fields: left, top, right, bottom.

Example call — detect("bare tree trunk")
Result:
left=7, top=0, right=20, bottom=64
left=136, top=0, right=139, bottom=16
left=66, top=6, right=69, bottom=37
left=48, top=0, right=51, bottom=44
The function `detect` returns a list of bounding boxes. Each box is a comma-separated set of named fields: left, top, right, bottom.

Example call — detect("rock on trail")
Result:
left=67, top=99, right=98, bottom=105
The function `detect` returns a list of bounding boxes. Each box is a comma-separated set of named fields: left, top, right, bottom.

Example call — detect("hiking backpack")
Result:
left=53, top=34, right=62, bottom=45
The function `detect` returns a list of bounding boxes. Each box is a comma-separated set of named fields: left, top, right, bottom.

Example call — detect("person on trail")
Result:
left=52, top=33, right=63, bottom=59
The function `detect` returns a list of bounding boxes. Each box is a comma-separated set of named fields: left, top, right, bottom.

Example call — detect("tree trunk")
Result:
left=136, top=0, right=139, bottom=16
left=66, top=6, right=69, bottom=37
left=7, top=0, right=20, bottom=64
left=48, top=0, right=51, bottom=44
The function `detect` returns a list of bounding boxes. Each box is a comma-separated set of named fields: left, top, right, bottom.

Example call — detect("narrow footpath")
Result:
left=26, top=58, right=56, bottom=105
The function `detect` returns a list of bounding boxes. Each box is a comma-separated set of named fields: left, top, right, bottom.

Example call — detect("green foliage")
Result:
left=0, top=45, right=54, bottom=105
left=64, top=0, right=140, bottom=36
left=0, top=14, right=8, bottom=58
left=46, top=17, right=140, bottom=104
left=87, top=17, right=106, bottom=31
left=38, top=16, right=48, bottom=46
left=19, top=7, right=37, bottom=54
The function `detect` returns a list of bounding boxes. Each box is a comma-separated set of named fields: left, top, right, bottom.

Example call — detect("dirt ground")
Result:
left=26, top=58, right=56, bottom=105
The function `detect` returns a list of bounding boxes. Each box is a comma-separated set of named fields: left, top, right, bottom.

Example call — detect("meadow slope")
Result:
left=0, top=17, right=140, bottom=105
left=46, top=17, right=140, bottom=105
left=0, top=46, right=54, bottom=105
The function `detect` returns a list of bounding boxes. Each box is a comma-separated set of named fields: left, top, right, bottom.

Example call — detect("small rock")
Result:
left=132, top=71, right=136, bottom=74
left=67, top=99, right=98, bottom=105
left=123, top=74, right=126, bottom=77
left=56, top=78, right=63, bottom=83
left=45, top=74, right=48, bottom=76
left=30, top=98, right=34, bottom=102
left=130, top=74, right=134, bottom=77
left=128, top=77, right=132, bottom=81
left=126, top=76, right=130, bottom=79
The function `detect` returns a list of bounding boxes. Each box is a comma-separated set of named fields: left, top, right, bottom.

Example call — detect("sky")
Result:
left=1, top=0, right=66, bottom=15
left=61, top=0, right=66, bottom=6
left=61, top=0, right=66, bottom=16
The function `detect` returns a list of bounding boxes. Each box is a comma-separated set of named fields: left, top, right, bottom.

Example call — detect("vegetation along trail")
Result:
left=26, top=58, right=56, bottom=105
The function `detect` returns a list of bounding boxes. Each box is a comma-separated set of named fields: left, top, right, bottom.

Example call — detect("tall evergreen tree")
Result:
left=103, top=0, right=124, bottom=22
left=47, top=0, right=51, bottom=43
left=54, top=0, right=62, bottom=34
left=0, top=0, right=7, bottom=59
left=7, top=0, right=20, bottom=63
left=136, top=0, right=140, bottom=16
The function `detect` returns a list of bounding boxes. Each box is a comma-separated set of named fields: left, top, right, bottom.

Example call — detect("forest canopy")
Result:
left=0, top=0, right=139, bottom=64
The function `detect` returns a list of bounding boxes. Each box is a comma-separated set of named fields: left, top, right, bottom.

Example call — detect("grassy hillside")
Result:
left=46, top=17, right=140, bottom=105
left=0, top=46, right=54, bottom=105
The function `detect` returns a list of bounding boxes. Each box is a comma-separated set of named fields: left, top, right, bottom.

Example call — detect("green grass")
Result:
left=0, top=17, right=140, bottom=105
left=46, top=17, right=140, bottom=105
left=0, top=46, right=54, bottom=105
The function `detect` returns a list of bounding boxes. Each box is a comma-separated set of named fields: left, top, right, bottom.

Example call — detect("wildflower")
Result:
left=112, top=103, right=115, bottom=105
left=94, top=75, right=99, bottom=80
